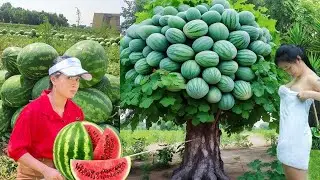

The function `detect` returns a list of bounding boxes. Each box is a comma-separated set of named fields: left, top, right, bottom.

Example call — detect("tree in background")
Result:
left=120, top=0, right=288, bottom=179
left=0, top=2, right=68, bottom=26
left=120, top=0, right=148, bottom=33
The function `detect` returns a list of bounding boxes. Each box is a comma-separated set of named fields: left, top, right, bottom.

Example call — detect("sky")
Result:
left=0, top=0, right=122, bottom=26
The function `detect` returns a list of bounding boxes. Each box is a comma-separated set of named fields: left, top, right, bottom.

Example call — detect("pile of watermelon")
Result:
left=0, top=40, right=120, bottom=135
left=53, top=121, right=131, bottom=180
left=121, top=0, right=274, bottom=110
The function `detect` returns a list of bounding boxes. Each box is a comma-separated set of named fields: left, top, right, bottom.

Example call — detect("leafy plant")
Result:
left=131, top=137, right=148, bottom=160
left=155, top=144, right=175, bottom=167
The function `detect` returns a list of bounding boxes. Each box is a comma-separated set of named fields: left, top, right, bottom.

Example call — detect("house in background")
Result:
left=92, top=13, right=120, bottom=31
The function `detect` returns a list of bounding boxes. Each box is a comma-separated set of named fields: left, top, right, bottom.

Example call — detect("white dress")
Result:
left=277, top=85, right=313, bottom=170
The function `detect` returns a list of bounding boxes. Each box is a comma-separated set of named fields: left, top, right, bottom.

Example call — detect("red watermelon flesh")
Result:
left=93, top=127, right=121, bottom=160
left=70, top=157, right=131, bottom=180
left=82, top=121, right=104, bottom=150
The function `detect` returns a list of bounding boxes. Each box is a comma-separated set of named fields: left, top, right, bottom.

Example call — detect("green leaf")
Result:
left=232, top=104, right=243, bottom=114
left=263, top=103, right=275, bottom=112
left=160, top=96, right=176, bottom=107
left=139, top=97, right=154, bottom=108
left=192, top=118, right=200, bottom=126
left=196, top=112, right=213, bottom=123
left=241, top=111, right=250, bottom=119
left=198, top=103, right=210, bottom=112
left=252, top=82, right=265, bottom=97
left=186, top=106, right=198, bottom=115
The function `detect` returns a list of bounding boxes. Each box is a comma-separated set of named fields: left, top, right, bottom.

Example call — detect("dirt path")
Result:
left=127, top=135, right=274, bottom=180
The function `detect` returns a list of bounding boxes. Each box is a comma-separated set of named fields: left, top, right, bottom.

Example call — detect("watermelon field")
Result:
left=120, top=0, right=320, bottom=179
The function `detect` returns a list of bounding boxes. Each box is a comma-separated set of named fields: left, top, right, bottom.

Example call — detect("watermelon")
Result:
left=64, top=40, right=108, bottom=88
left=249, top=40, right=267, bottom=55
left=128, top=39, right=146, bottom=52
left=72, top=88, right=113, bottom=124
left=142, top=46, right=153, bottom=57
left=119, top=36, right=132, bottom=48
left=82, top=121, right=104, bottom=150
left=218, top=61, right=239, bottom=76
left=195, top=51, right=219, bottom=67
left=0, top=70, right=11, bottom=90
left=221, top=9, right=239, bottom=31
left=153, top=6, right=164, bottom=15
left=183, top=20, right=209, bottom=39
left=218, top=93, right=235, bottom=110
left=159, top=15, right=173, bottom=26
left=161, top=26, right=170, bottom=35
left=10, top=106, right=25, bottom=129
left=240, top=26, right=259, bottom=41
left=206, top=87, right=222, bottom=103
left=235, top=49, right=257, bottom=66
left=136, top=25, right=161, bottom=40
left=177, top=12, right=187, bottom=21
left=186, top=78, right=209, bottom=99
left=202, top=67, right=221, bottom=84
left=228, top=31, right=251, bottom=50
left=17, top=43, right=59, bottom=80
left=1, top=75, right=35, bottom=107
left=120, top=48, right=131, bottom=59
left=152, top=14, right=161, bottom=25
left=167, top=44, right=195, bottom=62
left=129, top=52, right=144, bottom=64
left=146, top=51, right=166, bottom=67
left=178, top=4, right=190, bottom=12
left=146, top=33, right=169, bottom=52
left=201, top=11, right=221, bottom=25
left=163, top=6, right=178, bottom=15
left=53, top=122, right=93, bottom=180
left=239, top=11, right=255, bottom=25
left=196, top=5, right=208, bottom=14
left=212, top=0, right=230, bottom=8
left=186, top=7, right=202, bottom=21
left=70, top=157, right=131, bottom=180
left=232, top=80, right=252, bottom=100
left=32, top=76, right=50, bottom=99
left=134, top=58, right=152, bottom=75
left=159, top=58, right=181, bottom=72
left=217, top=75, right=234, bottom=93
left=0, top=101, right=14, bottom=134
left=181, top=60, right=201, bottom=79
left=165, top=28, right=186, bottom=44
left=125, top=69, right=138, bottom=80
left=213, top=40, right=237, bottom=60
left=235, top=67, right=255, bottom=81
left=1, top=47, right=22, bottom=75
left=208, top=23, right=229, bottom=41
left=93, top=74, right=120, bottom=103
left=210, top=4, right=224, bottom=14
left=93, top=127, right=121, bottom=160
left=168, top=16, right=186, bottom=30
left=192, top=36, right=214, bottom=53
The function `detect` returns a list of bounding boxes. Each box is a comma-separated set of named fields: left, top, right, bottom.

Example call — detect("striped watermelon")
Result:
left=129, top=52, right=144, bottom=64
left=32, top=76, right=49, bottom=99
left=217, top=75, right=235, bottom=93
left=125, top=69, right=139, bottom=80
left=146, top=33, right=169, bottom=52
left=0, top=70, right=11, bottom=91
left=53, top=122, right=93, bottom=180
left=201, top=11, right=221, bottom=25
left=146, top=51, right=166, bottom=67
left=167, top=44, right=195, bottom=62
left=186, top=7, right=202, bottom=21
left=183, top=20, right=209, bottom=39
left=64, top=40, right=108, bottom=88
left=208, top=23, right=229, bottom=41
left=134, top=58, right=152, bottom=75
left=228, top=31, right=251, bottom=50
left=17, top=43, right=59, bottom=80
left=0, top=101, right=15, bottom=134
left=93, top=74, right=120, bottom=103
left=218, top=93, right=235, bottom=110
left=195, top=51, right=219, bottom=67
left=232, top=80, right=252, bottom=100
left=221, top=9, right=239, bottom=31
left=210, top=4, right=224, bottom=14
left=213, top=40, right=237, bottom=60
left=159, top=58, right=181, bottom=72
left=10, top=106, right=25, bottom=129
left=218, top=61, right=239, bottom=76
left=192, top=36, right=214, bottom=53
left=165, top=28, right=186, bottom=44
left=168, top=16, right=186, bottom=30
left=181, top=60, right=201, bottom=79
left=0, top=75, right=35, bottom=107
left=186, top=78, right=209, bottom=99
left=142, top=46, right=153, bottom=57
left=202, top=67, right=221, bottom=84
left=235, top=49, right=257, bottom=66
left=1, top=47, right=22, bottom=75
left=206, top=87, right=222, bottom=103
left=72, top=88, right=113, bottom=124
left=82, top=121, right=104, bottom=151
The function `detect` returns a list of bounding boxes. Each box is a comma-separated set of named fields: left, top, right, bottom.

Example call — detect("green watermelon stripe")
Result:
left=61, top=124, right=78, bottom=179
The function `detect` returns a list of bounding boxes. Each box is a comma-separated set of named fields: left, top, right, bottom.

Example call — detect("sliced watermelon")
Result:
left=82, top=121, right=104, bottom=150
left=70, top=157, right=131, bottom=180
left=93, top=127, right=121, bottom=160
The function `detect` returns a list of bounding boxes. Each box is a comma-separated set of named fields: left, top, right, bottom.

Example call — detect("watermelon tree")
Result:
left=120, top=0, right=287, bottom=179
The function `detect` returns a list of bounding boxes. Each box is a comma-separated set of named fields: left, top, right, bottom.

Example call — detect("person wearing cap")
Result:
left=7, top=56, right=92, bottom=180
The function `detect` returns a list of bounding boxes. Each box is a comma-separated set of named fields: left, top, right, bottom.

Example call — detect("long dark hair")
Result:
left=48, top=55, right=73, bottom=90
left=275, top=44, right=315, bottom=72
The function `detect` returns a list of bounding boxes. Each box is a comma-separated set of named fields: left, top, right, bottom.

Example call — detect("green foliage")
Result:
left=155, top=144, right=175, bottom=167
left=238, top=144, right=285, bottom=180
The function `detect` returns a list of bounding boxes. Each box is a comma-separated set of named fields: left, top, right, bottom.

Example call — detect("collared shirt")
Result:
left=7, top=90, right=84, bottom=161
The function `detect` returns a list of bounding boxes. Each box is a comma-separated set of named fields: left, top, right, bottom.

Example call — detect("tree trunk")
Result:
left=171, top=111, right=229, bottom=180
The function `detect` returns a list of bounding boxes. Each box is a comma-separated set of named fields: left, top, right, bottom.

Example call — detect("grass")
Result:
left=309, top=150, right=320, bottom=180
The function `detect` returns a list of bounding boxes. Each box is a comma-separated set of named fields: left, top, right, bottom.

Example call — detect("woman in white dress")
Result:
left=275, top=44, right=320, bottom=180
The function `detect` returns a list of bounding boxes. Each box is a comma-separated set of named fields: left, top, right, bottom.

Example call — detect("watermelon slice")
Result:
left=93, top=126, right=121, bottom=160
left=70, top=157, right=131, bottom=180
left=82, top=121, right=104, bottom=150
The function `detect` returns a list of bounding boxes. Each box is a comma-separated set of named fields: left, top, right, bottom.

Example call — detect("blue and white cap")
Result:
left=48, top=57, right=92, bottom=81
